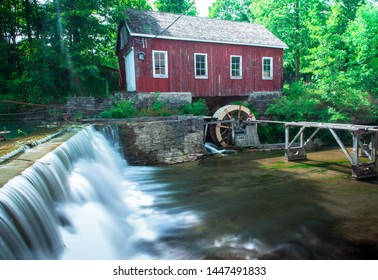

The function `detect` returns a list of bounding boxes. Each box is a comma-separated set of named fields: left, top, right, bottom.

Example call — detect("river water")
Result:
left=152, top=149, right=378, bottom=259
left=1, top=126, right=378, bottom=259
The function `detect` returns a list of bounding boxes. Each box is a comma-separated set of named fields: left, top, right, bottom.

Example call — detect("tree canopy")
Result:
left=0, top=0, right=152, bottom=112
left=153, top=0, right=197, bottom=15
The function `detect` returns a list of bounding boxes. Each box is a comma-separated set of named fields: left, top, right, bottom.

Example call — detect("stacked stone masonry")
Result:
left=67, top=92, right=192, bottom=119
left=117, top=116, right=204, bottom=165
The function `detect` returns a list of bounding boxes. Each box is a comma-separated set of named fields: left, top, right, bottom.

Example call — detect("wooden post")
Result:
left=371, top=132, right=377, bottom=163
left=353, top=132, right=359, bottom=165
left=285, top=124, right=289, bottom=149
left=285, top=125, right=307, bottom=161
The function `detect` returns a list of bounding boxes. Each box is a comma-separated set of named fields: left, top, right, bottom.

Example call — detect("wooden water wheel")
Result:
left=210, top=104, right=256, bottom=147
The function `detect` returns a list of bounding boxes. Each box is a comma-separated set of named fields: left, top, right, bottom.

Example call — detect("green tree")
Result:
left=154, top=0, right=197, bottom=15
left=0, top=0, right=153, bottom=108
left=251, top=0, right=327, bottom=82
left=208, top=0, right=252, bottom=22
left=344, top=3, right=378, bottom=94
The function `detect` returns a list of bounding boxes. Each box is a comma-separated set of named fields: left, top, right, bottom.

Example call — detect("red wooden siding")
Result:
left=118, top=35, right=284, bottom=97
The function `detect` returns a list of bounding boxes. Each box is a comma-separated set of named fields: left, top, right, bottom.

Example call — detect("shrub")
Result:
left=180, top=98, right=208, bottom=116
left=98, top=99, right=138, bottom=119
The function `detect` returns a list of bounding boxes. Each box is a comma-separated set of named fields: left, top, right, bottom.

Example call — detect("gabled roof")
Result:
left=124, top=9, right=288, bottom=49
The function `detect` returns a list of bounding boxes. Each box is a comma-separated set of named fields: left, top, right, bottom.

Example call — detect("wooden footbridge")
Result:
left=255, top=120, right=378, bottom=180
left=204, top=105, right=378, bottom=180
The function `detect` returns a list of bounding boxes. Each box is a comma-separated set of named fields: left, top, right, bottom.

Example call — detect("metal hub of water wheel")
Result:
left=210, top=104, right=256, bottom=147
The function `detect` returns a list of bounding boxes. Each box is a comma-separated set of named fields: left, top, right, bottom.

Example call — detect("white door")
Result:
left=125, top=49, right=136, bottom=91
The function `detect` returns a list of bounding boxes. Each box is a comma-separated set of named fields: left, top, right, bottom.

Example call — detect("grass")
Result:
left=262, top=159, right=350, bottom=170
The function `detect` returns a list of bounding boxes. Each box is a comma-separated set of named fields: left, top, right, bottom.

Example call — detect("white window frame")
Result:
left=194, top=53, right=208, bottom=79
left=153, top=50, right=168, bottom=78
left=230, top=55, right=242, bottom=79
left=262, top=57, right=273, bottom=80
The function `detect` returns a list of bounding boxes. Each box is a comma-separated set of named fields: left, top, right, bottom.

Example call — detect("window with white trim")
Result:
left=262, top=57, right=273, bottom=80
left=153, top=51, right=168, bottom=78
left=194, top=53, right=208, bottom=79
left=230, top=55, right=242, bottom=79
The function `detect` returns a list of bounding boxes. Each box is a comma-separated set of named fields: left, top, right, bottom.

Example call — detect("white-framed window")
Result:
left=230, top=55, right=242, bottom=79
left=194, top=53, right=208, bottom=79
left=153, top=50, right=168, bottom=78
left=262, top=57, right=273, bottom=80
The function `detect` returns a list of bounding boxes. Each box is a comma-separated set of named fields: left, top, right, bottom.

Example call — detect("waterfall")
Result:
left=0, top=126, right=198, bottom=260
left=204, top=142, right=238, bottom=155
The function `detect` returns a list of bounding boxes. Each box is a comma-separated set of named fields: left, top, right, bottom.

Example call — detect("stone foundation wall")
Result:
left=116, top=116, right=204, bottom=165
left=66, top=96, right=99, bottom=119
left=247, top=91, right=282, bottom=117
left=67, top=92, right=192, bottom=119
left=100, top=92, right=192, bottom=110
left=122, top=92, right=192, bottom=110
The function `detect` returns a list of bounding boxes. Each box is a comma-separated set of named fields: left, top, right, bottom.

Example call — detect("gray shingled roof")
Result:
left=125, top=9, right=288, bottom=49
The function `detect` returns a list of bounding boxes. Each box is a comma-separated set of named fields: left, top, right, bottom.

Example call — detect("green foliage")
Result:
left=0, top=0, right=152, bottom=107
left=344, top=3, right=378, bottom=94
left=266, top=80, right=377, bottom=124
left=154, top=0, right=197, bottom=15
left=139, top=106, right=178, bottom=117
left=266, top=82, right=322, bottom=121
left=99, top=97, right=209, bottom=119
left=98, top=99, right=138, bottom=119
left=140, top=97, right=179, bottom=117
left=180, top=99, right=208, bottom=116
left=17, top=129, right=27, bottom=136
left=208, top=0, right=253, bottom=22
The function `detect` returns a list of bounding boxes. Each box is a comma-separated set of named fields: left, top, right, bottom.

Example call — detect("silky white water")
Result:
left=0, top=126, right=199, bottom=259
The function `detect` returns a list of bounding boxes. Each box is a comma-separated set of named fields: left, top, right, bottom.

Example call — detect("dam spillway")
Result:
left=0, top=126, right=198, bottom=259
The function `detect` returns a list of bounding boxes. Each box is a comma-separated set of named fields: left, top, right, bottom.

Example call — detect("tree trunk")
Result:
left=295, top=0, right=300, bottom=82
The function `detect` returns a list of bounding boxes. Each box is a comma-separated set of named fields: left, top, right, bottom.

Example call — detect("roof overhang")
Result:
left=126, top=27, right=288, bottom=50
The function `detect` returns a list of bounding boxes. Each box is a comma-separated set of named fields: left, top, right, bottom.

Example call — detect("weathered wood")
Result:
left=207, top=119, right=378, bottom=179
left=329, top=128, right=354, bottom=165
left=304, top=127, right=321, bottom=147
left=288, top=126, right=306, bottom=149
left=119, top=38, right=284, bottom=96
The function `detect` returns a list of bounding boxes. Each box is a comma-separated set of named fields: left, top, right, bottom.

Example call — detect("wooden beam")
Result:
left=288, top=126, right=306, bottom=149
left=358, top=138, right=372, bottom=160
left=304, top=127, right=321, bottom=146
left=329, top=128, right=355, bottom=165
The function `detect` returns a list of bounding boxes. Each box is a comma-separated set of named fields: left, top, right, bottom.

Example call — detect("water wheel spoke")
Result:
left=211, top=104, right=256, bottom=147
left=221, top=129, right=230, bottom=136
left=224, top=109, right=232, bottom=120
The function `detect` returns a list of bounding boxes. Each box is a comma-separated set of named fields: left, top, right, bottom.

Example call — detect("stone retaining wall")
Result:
left=67, top=91, right=280, bottom=119
left=247, top=91, right=282, bottom=116
left=112, top=116, right=204, bottom=165
left=67, top=92, right=192, bottom=119
left=66, top=96, right=97, bottom=119
left=120, top=92, right=192, bottom=110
